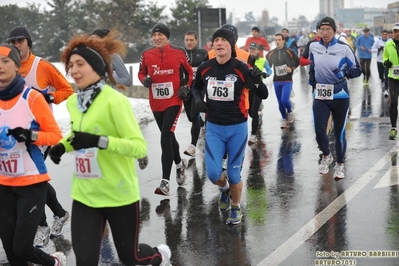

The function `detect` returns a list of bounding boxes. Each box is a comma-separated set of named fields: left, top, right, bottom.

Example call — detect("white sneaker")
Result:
left=154, top=179, right=170, bottom=196
left=286, top=112, right=295, bottom=123
left=280, top=120, right=289, bottom=129
left=51, top=251, right=67, bottom=266
left=51, top=211, right=70, bottom=236
left=248, top=134, right=257, bottom=145
left=333, top=163, right=345, bottom=179
left=34, top=225, right=50, bottom=247
left=176, top=159, right=187, bottom=185
left=183, top=144, right=196, bottom=157
left=319, top=153, right=333, bottom=174
left=157, top=244, right=172, bottom=266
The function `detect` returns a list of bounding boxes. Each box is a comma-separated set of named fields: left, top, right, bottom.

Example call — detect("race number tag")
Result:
left=151, top=82, right=174, bottom=99
left=315, top=84, right=334, bottom=100
left=74, top=148, right=102, bottom=178
left=0, top=150, right=24, bottom=176
left=207, top=80, right=234, bottom=101
left=393, top=66, right=399, bottom=77
left=275, top=64, right=288, bottom=76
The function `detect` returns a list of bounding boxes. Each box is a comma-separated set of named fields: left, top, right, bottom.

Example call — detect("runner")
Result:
left=138, top=23, right=193, bottom=195
left=50, top=33, right=172, bottom=265
left=266, top=33, right=299, bottom=129
left=309, top=16, right=361, bottom=178
left=192, top=28, right=268, bottom=225
left=6, top=25, right=73, bottom=247
left=0, top=43, right=66, bottom=266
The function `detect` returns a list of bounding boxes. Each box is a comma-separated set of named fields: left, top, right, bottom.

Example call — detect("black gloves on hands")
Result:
left=195, top=97, right=208, bottom=113
left=43, top=94, right=55, bottom=103
left=178, top=85, right=191, bottom=101
left=384, top=60, right=393, bottom=68
left=68, top=131, right=100, bottom=150
left=142, top=77, right=152, bottom=88
left=250, top=66, right=263, bottom=86
left=49, top=143, right=66, bottom=164
left=138, top=155, right=149, bottom=170
left=7, top=127, right=31, bottom=143
left=378, top=46, right=384, bottom=52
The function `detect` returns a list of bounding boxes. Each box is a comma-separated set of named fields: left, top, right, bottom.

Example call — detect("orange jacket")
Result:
left=0, top=87, right=62, bottom=186
left=19, top=53, right=73, bottom=104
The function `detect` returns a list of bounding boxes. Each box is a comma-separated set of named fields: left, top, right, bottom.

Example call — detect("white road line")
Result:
left=257, top=144, right=399, bottom=266
left=374, top=165, right=399, bottom=189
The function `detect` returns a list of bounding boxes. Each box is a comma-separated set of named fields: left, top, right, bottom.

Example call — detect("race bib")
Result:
left=315, top=83, right=334, bottom=100
left=275, top=64, right=288, bottom=76
left=0, top=150, right=24, bottom=176
left=393, top=66, right=399, bottom=77
left=74, top=148, right=102, bottom=178
left=207, top=80, right=234, bottom=101
left=151, top=82, right=174, bottom=99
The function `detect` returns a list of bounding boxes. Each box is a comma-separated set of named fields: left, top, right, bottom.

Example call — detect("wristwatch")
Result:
left=98, top=136, right=109, bottom=149
left=31, top=131, right=38, bottom=142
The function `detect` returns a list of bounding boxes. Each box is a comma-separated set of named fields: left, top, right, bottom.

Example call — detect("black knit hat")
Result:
left=91, top=28, right=110, bottom=38
left=212, top=28, right=236, bottom=57
left=0, top=44, right=21, bottom=68
left=221, top=24, right=238, bottom=42
left=151, top=23, right=170, bottom=39
left=6, top=26, right=33, bottom=48
left=318, top=17, right=337, bottom=32
left=70, top=45, right=106, bottom=77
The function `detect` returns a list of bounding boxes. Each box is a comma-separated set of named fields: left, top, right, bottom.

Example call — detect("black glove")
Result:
left=195, top=97, right=208, bottom=113
left=6, top=127, right=31, bottom=143
left=49, top=143, right=65, bottom=164
left=261, top=72, right=267, bottom=78
left=178, top=85, right=190, bottom=100
left=68, top=131, right=100, bottom=150
left=142, top=76, right=152, bottom=88
left=384, top=60, right=393, bottom=68
left=250, top=66, right=263, bottom=85
left=43, top=93, right=55, bottom=103
left=138, top=155, right=149, bottom=170
left=378, top=46, right=384, bottom=52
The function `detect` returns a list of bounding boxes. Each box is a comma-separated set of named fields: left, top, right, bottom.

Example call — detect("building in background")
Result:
left=319, top=0, right=344, bottom=17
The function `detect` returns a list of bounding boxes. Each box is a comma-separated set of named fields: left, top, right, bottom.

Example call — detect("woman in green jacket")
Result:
left=48, top=34, right=171, bottom=266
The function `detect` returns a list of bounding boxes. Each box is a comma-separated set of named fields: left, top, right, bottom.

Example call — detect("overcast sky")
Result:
left=1, top=0, right=396, bottom=21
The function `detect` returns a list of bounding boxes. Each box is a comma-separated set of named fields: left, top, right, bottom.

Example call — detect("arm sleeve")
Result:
left=263, top=38, right=270, bottom=51
left=111, top=54, right=132, bottom=87
left=137, top=54, right=148, bottom=85
left=264, top=60, right=273, bottom=75
left=39, top=60, right=74, bottom=104
left=29, top=91, right=62, bottom=145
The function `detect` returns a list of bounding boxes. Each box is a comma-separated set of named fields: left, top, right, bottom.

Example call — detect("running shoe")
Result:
left=384, top=90, right=389, bottom=98
left=154, top=179, right=170, bottom=196
left=389, top=128, right=397, bottom=140
left=34, top=225, right=50, bottom=247
left=51, top=251, right=67, bottom=266
left=157, top=244, right=172, bottom=266
left=248, top=134, right=257, bottom=145
left=319, top=153, right=333, bottom=175
left=184, top=144, right=196, bottom=157
left=176, top=159, right=187, bottom=185
left=218, top=188, right=231, bottom=211
left=280, top=120, right=289, bottom=129
left=333, top=163, right=345, bottom=179
left=51, top=211, right=70, bottom=236
left=226, top=206, right=243, bottom=225
left=286, top=112, right=295, bottom=123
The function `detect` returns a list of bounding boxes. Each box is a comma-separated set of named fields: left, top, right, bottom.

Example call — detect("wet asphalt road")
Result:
left=1, top=56, right=399, bottom=266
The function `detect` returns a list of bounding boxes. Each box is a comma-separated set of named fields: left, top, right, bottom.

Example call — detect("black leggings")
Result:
left=359, top=58, right=371, bottom=81
left=72, top=200, right=162, bottom=266
left=39, top=182, right=66, bottom=226
left=0, top=182, right=56, bottom=266
left=153, top=105, right=182, bottom=180
left=249, top=89, right=263, bottom=135
left=389, top=78, right=399, bottom=128
left=183, top=97, right=202, bottom=146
